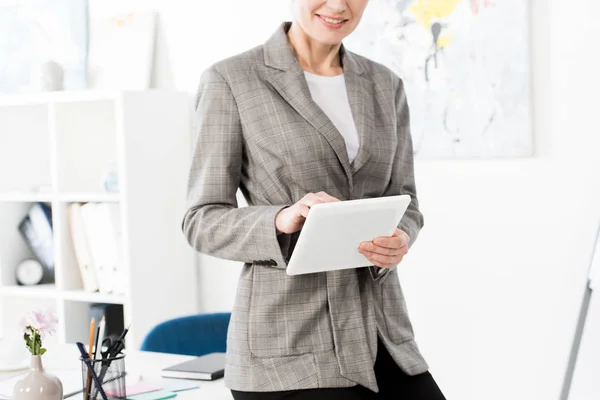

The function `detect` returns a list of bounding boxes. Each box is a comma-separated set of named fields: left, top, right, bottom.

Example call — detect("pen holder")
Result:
left=80, top=354, right=126, bottom=400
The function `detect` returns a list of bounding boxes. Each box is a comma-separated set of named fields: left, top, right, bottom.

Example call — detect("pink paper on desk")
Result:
left=105, top=380, right=162, bottom=397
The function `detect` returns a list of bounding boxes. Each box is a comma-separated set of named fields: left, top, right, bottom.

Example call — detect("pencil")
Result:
left=85, top=318, right=95, bottom=400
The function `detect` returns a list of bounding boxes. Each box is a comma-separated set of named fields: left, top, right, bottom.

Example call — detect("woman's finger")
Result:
left=366, top=256, right=397, bottom=269
left=360, top=250, right=400, bottom=267
left=297, top=203, right=310, bottom=219
left=359, top=242, right=402, bottom=256
left=302, top=195, right=325, bottom=208
left=315, top=191, right=341, bottom=203
left=373, top=232, right=409, bottom=249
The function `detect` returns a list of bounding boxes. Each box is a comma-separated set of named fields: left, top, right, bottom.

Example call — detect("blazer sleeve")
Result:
left=370, top=77, right=424, bottom=282
left=182, top=67, right=290, bottom=269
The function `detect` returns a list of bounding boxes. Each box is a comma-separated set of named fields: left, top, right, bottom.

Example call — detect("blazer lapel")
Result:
left=266, top=68, right=353, bottom=179
left=263, top=23, right=376, bottom=182
left=342, top=52, right=373, bottom=174
left=264, top=23, right=354, bottom=182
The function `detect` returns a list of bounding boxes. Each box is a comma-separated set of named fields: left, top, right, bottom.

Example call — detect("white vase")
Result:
left=39, top=60, right=64, bottom=92
left=12, top=355, right=63, bottom=400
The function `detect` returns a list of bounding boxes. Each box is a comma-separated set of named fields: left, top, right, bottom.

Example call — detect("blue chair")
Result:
left=140, top=313, right=231, bottom=356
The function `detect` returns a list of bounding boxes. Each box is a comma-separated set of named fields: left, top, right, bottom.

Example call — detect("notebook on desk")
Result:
left=161, top=353, right=225, bottom=381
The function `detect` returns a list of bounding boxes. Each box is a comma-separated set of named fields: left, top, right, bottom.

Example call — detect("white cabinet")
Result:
left=0, top=90, right=197, bottom=349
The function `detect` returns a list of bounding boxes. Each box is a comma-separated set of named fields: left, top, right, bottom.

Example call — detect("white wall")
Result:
left=96, top=1, right=600, bottom=399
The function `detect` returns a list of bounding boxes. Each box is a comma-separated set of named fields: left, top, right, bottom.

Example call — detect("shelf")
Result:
left=0, top=90, right=175, bottom=107
left=0, top=285, right=125, bottom=304
left=57, top=193, right=120, bottom=203
left=0, top=91, right=121, bottom=107
left=61, top=290, right=126, bottom=304
left=0, top=193, right=53, bottom=202
left=0, top=193, right=120, bottom=203
left=0, top=90, right=197, bottom=349
left=0, top=284, right=58, bottom=298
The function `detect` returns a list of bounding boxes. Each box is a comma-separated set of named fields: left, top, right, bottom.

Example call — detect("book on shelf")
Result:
left=17, top=202, right=55, bottom=283
left=96, top=203, right=126, bottom=295
left=69, top=202, right=125, bottom=295
left=68, top=203, right=99, bottom=292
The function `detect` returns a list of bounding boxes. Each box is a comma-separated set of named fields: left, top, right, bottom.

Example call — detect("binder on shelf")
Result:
left=17, top=202, right=55, bottom=283
left=96, top=203, right=125, bottom=295
left=80, top=203, right=113, bottom=294
left=68, top=203, right=99, bottom=292
left=107, top=204, right=126, bottom=295
left=78, top=202, right=124, bottom=295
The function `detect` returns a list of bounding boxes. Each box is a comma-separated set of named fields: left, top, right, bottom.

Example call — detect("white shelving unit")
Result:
left=0, top=90, right=197, bottom=349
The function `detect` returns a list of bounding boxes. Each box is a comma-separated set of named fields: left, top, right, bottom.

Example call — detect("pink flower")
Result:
left=20, top=309, right=58, bottom=338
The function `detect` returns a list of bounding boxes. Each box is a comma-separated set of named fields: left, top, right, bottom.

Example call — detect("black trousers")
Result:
left=231, top=338, right=446, bottom=400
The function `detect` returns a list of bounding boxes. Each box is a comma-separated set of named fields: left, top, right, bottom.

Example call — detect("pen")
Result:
left=114, top=324, right=130, bottom=347
left=76, top=342, right=108, bottom=400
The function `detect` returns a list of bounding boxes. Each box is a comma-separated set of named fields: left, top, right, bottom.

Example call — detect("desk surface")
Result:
left=0, top=345, right=232, bottom=400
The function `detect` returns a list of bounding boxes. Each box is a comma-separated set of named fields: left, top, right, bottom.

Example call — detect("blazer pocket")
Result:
left=248, top=267, right=334, bottom=357
left=381, top=271, right=417, bottom=344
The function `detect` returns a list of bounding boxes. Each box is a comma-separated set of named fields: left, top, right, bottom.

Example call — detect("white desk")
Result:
left=0, top=345, right=233, bottom=400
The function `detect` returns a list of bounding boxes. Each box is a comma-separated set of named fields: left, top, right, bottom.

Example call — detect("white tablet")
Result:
left=286, top=195, right=412, bottom=276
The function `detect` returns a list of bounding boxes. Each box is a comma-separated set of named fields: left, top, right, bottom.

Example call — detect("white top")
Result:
left=304, top=71, right=359, bottom=163
left=304, top=72, right=386, bottom=276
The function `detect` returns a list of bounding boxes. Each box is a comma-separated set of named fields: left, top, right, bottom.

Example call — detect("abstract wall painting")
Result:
left=345, top=0, right=533, bottom=158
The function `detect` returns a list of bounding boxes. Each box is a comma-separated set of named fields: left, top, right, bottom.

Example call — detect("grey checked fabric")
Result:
left=182, top=22, right=428, bottom=393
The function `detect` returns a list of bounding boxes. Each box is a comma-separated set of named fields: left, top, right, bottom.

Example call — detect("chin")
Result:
left=311, top=28, right=350, bottom=45
left=316, top=35, right=346, bottom=45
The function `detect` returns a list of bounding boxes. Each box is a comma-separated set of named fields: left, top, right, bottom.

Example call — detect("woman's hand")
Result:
left=358, top=228, right=410, bottom=269
left=275, top=192, right=340, bottom=234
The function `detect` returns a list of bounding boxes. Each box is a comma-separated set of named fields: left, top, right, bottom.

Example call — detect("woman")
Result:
left=182, top=1, right=446, bottom=399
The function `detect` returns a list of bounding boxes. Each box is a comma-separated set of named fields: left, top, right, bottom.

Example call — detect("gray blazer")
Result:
left=182, top=22, right=428, bottom=393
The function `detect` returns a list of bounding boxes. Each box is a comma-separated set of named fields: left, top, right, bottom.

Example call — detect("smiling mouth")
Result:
left=316, top=14, right=348, bottom=25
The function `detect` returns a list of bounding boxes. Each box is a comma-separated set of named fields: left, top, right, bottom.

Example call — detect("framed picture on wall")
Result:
left=345, top=0, right=533, bottom=158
